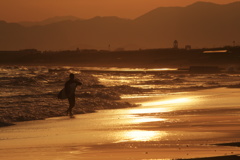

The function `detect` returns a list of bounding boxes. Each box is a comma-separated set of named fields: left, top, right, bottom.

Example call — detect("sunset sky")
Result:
left=0, top=0, right=238, bottom=22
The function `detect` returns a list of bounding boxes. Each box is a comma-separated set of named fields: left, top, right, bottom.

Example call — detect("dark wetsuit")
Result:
left=65, top=78, right=82, bottom=116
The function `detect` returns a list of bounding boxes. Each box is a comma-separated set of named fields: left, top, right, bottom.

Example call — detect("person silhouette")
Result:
left=65, top=73, right=82, bottom=116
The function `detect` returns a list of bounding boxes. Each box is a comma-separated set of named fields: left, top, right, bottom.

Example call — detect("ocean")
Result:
left=1, top=66, right=240, bottom=125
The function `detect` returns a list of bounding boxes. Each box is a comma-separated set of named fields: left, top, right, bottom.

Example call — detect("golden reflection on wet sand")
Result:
left=129, top=97, right=193, bottom=115
left=130, top=107, right=169, bottom=114
left=116, top=97, right=195, bottom=143
left=131, top=116, right=165, bottom=123
left=116, top=130, right=168, bottom=143
left=141, top=98, right=192, bottom=107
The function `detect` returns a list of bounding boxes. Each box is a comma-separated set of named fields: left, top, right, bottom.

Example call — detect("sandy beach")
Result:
left=1, top=87, right=240, bottom=160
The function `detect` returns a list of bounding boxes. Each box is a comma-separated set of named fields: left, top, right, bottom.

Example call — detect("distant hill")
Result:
left=0, top=1, right=240, bottom=50
left=133, top=1, right=240, bottom=48
left=19, top=16, right=81, bottom=27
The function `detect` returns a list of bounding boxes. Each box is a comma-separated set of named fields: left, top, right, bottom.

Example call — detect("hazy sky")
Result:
left=0, top=0, right=238, bottom=22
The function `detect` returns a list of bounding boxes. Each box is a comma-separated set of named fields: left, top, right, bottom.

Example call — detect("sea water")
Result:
left=1, top=66, right=240, bottom=123
left=1, top=66, right=240, bottom=105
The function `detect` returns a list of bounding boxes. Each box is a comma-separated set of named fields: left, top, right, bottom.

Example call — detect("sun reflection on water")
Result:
left=114, top=97, right=194, bottom=143
left=129, top=98, right=192, bottom=115
left=130, top=108, right=169, bottom=114
left=141, top=98, right=191, bottom=107
left=116, top=130, right=167, bottom=143
left=132, top=117, right=165, bottom=123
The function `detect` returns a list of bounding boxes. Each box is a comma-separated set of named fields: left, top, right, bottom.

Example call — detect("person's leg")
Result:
left=67, top=96, right=75, bottom=116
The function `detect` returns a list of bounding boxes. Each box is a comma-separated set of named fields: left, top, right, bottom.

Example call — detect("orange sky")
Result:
left=0, top=0, right=238, bottom=22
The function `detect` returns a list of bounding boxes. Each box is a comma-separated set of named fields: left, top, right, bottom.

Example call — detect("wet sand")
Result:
left=0, top=88, right=240, bottom=160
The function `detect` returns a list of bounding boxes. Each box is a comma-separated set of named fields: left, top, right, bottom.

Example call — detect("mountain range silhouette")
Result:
left=0, top=1, right=240, bottom=50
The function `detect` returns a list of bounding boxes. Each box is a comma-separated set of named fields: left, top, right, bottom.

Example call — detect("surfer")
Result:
left=65, top=73, right=82, bottom=116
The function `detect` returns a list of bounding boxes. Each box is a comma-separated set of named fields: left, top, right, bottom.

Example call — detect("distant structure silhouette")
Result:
left=185, top=45, right=191, bottom=50
left=173, top=40, right=178, bottom=49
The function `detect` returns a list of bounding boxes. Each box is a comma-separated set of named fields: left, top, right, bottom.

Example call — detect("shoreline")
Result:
left=1, top=85, right=240, bottom=128
left=0, top=97, right=138, bottom=127
left=0, top=86, right=222, bottom=127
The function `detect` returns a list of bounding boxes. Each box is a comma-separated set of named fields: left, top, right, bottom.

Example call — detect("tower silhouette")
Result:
left=173, top=40, right=178, bottom=49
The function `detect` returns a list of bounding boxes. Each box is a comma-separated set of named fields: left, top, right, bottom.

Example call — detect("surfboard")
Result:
left=58, top=88, right=67, bottom=99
